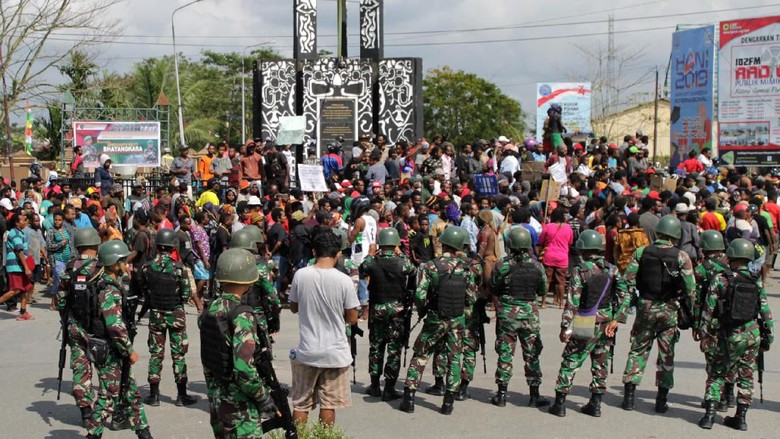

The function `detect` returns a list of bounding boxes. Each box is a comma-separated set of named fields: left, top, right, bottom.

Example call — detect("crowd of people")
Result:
left=4, top=130, right=777, bottom=437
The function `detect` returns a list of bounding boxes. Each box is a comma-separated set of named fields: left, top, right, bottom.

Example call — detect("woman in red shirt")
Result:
left=677, top=150, right=704, bottom=174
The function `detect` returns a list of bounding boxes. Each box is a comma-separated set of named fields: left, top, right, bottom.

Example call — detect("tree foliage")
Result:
left=423, top=66, right=525, bottom=146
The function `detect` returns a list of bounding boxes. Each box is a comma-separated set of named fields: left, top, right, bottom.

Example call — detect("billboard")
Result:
left=669, top=26, right=715, bottom=168
left=718, top=16, right=780, bottom=166
left=536, top=82, right=592, bottom=142
left=73, top=121, right=161, bottom=168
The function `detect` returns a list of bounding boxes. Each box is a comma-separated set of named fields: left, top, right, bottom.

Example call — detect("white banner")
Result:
left=297, top=164, right=329, bottom=192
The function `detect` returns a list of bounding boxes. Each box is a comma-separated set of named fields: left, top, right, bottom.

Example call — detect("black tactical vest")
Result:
left=367, top=257, right=405, bottom=304
left=145, top=261, right=182, bottom=311
left=89, top=278, right=123, bottom=339
left=636, top=246, right=683, bottom=301
left=200, top=303, right=256, bottom=382
left=430, top=259, right=467, bottom=319
left=505, top=261, right=542, bottom=301
left=579, top=264, right=613, bottom=310
left=67, top=259, right=99, bottom=328
left=723, top=270, right=760, bottom=326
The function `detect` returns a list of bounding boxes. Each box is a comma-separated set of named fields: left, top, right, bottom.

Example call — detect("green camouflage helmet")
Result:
left=230, top=228, right=258, bottom=252
left=215, top=248, right=259, bottom=284
left=97, top=240, right=131, bottom=266
left=74, top=227, right=101, bottom=248
left=243, top=224, right=265, bottom=244
left=439, top=226, right=467, bottom=250
left=726, top=238, right=755, bottom=262
left=155, top=228, right=177, bottom=248
left=656, top=215, right=682, bottom=240
left=377, top=228, right=401, bottom=247
left=332, top=228, right=349, bottom=250
left=575, top=229, right=605, bottom=251
left=507, top=227, right=532, bottom=250
left=700, top=230, right=726, bottom=251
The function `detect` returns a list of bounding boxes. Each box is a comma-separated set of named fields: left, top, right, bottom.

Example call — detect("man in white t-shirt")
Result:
left=347, top=196, right=377, bottom=316
left=289, top=230, right=360, bottom=427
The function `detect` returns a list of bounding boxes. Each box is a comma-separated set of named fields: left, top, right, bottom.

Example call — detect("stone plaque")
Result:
left=318, top=98, right=357, bottom=147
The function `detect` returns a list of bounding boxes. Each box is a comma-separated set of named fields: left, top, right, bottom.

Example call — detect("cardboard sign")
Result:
left=521, top=161, right=545, bottom=181
left=297, top=164, right=329, bottom=192
left=276, top=116, right=306, bottom=145
left=473, top=174, right=498, bottom=196
left=548, top=162, right=568, bottom=183
left=540, top=179, right=563, bottom=202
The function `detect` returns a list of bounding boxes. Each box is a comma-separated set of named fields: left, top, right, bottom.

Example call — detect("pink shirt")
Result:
left=538, top=222, right=573, bottom=268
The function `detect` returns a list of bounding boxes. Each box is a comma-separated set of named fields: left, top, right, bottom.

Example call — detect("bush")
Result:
left=267, top=421, right=349, bottom=439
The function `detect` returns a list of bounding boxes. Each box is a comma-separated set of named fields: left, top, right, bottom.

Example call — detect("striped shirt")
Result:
left=5, top=228, right=27, bottom=273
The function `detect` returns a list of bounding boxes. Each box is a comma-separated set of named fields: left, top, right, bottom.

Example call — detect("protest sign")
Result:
left=277, top=116, right=306, bottom=145
left=297, top=164, right=329, bottom=192
left=473, top=174, right=498, bottom=196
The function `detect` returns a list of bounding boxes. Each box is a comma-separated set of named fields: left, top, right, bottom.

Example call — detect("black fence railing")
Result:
left=60, top=172, right=201, bottom=200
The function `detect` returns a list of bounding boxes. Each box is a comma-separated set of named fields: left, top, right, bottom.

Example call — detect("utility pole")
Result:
left=337, top=0, right=348, bottom=58
left=653, top=66, right=659, bottom=165
left=0, top=43, right=14, bottom=180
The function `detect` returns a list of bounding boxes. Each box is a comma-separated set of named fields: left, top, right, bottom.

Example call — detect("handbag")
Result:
left=571, top=268, right=614, bottom=340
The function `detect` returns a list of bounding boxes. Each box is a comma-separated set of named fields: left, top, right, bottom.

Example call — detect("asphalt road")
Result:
left=1, top=270, right=779, bottom=439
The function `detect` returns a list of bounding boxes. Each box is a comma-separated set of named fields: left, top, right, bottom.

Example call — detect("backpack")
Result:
left=720, top=269, right=761, bottom=326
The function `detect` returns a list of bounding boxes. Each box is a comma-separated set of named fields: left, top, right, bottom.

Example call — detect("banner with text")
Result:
left=74, top=121, right=161, bottom=168
left=536, top=82, right=592, bottom=142
left=669, top=26, right=715, bottom=168
left=718, top=16, right=780, bottom=166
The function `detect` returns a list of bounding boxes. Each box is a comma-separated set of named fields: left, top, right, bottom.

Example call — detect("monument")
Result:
left=253, top=0, right=424, bottom=156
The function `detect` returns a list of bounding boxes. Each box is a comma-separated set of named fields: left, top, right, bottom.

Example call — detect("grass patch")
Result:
left=267, top=421, right=349, bottom=439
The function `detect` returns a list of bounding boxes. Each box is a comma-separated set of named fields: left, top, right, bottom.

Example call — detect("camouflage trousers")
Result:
left=87, top=350, right=148, bottom=436
left=460, top=316, right=480, bottom=382
left=622, top=300, right=680, bottom=389
left=431, top=350, right=447, bottom=378
left=147, top=308, right=189, bottom=384
left=205, top=374, right=264, bottom=439
left=704, top=327, right=760, bottom=406
left=554, top=321, right=613, bottom=394
left=494, top=304, right=544, bottom=386
left=368, top=302, right=405, bottom=380
left=404, top=315, right=465, bottom=392
left=67, top=321, right=94, bottom=408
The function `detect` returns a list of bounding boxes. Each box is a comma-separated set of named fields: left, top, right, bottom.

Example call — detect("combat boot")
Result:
left=528, top=385, right=550, bottom=407
left=365, top=375, right=382, bottom=397
left=424, top=377, right=445, bottom=396
left=491, top=383, right=507, bottom=407
left=381, top=379, right=401, bottom=401
left=455, top=380, right=470, bottom=401
left=698, top=400, right=717, bottom=429
left=548, top=392, right=567, bottom=417
left=175, top=381, right=198, bottom=406
left=724, top=383, right=736, bottom=408
left=108, top=411, right=131, bottom=431
left=440, top=391, right=455, bottom=415
left=399, top=387, right=415, bottom=413
left=655, top=387, right=670, bottom=413
left=581, top=393, right=602, bottom=417
left=79, top=406, right=93, bottom=429
left=724, top=404, right=748, bottom=431
left=144, top=382, right=160, bottom=407
left=621, top=383, right=636, bottom=411
left=86, top=434, right=101, bottom=439
left=136, top=427, right=153, bottom=439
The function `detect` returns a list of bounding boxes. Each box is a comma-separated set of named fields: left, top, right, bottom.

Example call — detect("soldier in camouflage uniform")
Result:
left=230, top=228, right=280, bottom=345
left=694, top=231, right=734, bottom=410
left=697, top=239, right=774, bottom=431
left=141, top=229, right=197, bottom=408
left=57, top=228, right=102, bottom=428
left=620, top=215, right=696, bottom=413
left=200, top=248, right=277, bottom=438
left=399, top=226, right=480, bottom=415
left=455, top=237, right=485, bottom=402
left=87, top=241, right=152, bottom=439
left=549, top=231, right=630, bottom=417
left=360, top=228, right=416, bottom=400
left=489, top=228, right=551, bottom=408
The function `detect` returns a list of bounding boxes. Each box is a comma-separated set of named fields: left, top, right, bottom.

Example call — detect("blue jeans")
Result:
left=358, top=278, right=369, bottom=306
left=50, top=260, right=66, bottom=297
left=272, top=255, right=289, bottom=294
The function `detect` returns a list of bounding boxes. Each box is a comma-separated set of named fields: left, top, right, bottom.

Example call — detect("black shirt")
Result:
left=212, top=225, right=231, bottom=265
left=411, top=232, right=433, bottom=264
left=267, top=223, right=289, bottom=257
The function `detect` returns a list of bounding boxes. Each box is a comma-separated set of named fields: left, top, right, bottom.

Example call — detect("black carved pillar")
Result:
left=360, top=0, right=384, bottom=60
left=293, top=0, right=317, bottom=60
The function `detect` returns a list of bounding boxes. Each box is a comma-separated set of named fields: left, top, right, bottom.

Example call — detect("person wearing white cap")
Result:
left=0, top=197, right=14, bottom=212
left=497, top=135, right=510, bottom=144
left=247, top=196, right=263, bottom=213
left=675, top=202, right=700, bottom=263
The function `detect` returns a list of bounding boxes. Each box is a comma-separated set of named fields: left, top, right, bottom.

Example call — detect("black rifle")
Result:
left=758, top=319, right=769, bottom=403
left=119, top=286, right=140, bottom=408
left=474, top=298, right=489, bottom=374
left=257, top=327, right=298, bottom=439
left=56, top=312, right=69, bottom=400
left=349, top=324, right=364, bottom=384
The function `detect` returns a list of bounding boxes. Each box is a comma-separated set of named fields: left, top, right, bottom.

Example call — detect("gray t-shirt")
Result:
left=289, top=265, right=360, bottom=368
left=172, top=157, right=195, bottom=184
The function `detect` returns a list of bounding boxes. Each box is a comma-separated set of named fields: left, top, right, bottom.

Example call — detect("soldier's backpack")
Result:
left=720, top=269, right=761, bottom=327
left=430, top=259, right=468, bottom=319
left=200, top=303, right=256, bottom=382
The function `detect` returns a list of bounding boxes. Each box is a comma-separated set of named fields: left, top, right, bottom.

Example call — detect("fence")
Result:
left=59, top=172, right=201, bottom=200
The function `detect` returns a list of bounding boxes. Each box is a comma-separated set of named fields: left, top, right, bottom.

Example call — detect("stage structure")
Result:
left=253, top=0, right=423, bottom=156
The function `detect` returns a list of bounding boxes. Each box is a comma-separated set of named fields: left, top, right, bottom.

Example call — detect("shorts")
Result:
left=193, top=260, right=210, bottom=280
left=7, top=272, right=33, bottom=293
left=551, top=132, right=564, bottom=147
left=290, top=359, right=351, bottom=412
left=545, top=265, right=567, bottom=288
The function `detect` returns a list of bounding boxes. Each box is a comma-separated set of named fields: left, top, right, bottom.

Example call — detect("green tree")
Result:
left=423, top=66, right=525, bottom=146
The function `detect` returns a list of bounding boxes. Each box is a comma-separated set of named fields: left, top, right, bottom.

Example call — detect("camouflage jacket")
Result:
left=693, top=253, right=729, bottom=331
left=562, top=256, right=629, bottom=328
left=620, top=240, right=696, bottom=317
left=701, top=267, right=774, bottom=344
left=141, top=253, right=191, bottom=306
left=417, top=253, right=481, bottom=319
left=254, top=258, right=280, bottom=316
left=490, top=252, right=548, bottom=312
left=203, top=293, right=270, bottom=403
left=97, top=273, right=134, bottom=358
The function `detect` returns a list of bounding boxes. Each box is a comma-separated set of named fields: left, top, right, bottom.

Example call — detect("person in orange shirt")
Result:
left=197, top=143, right=216, bottom=184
